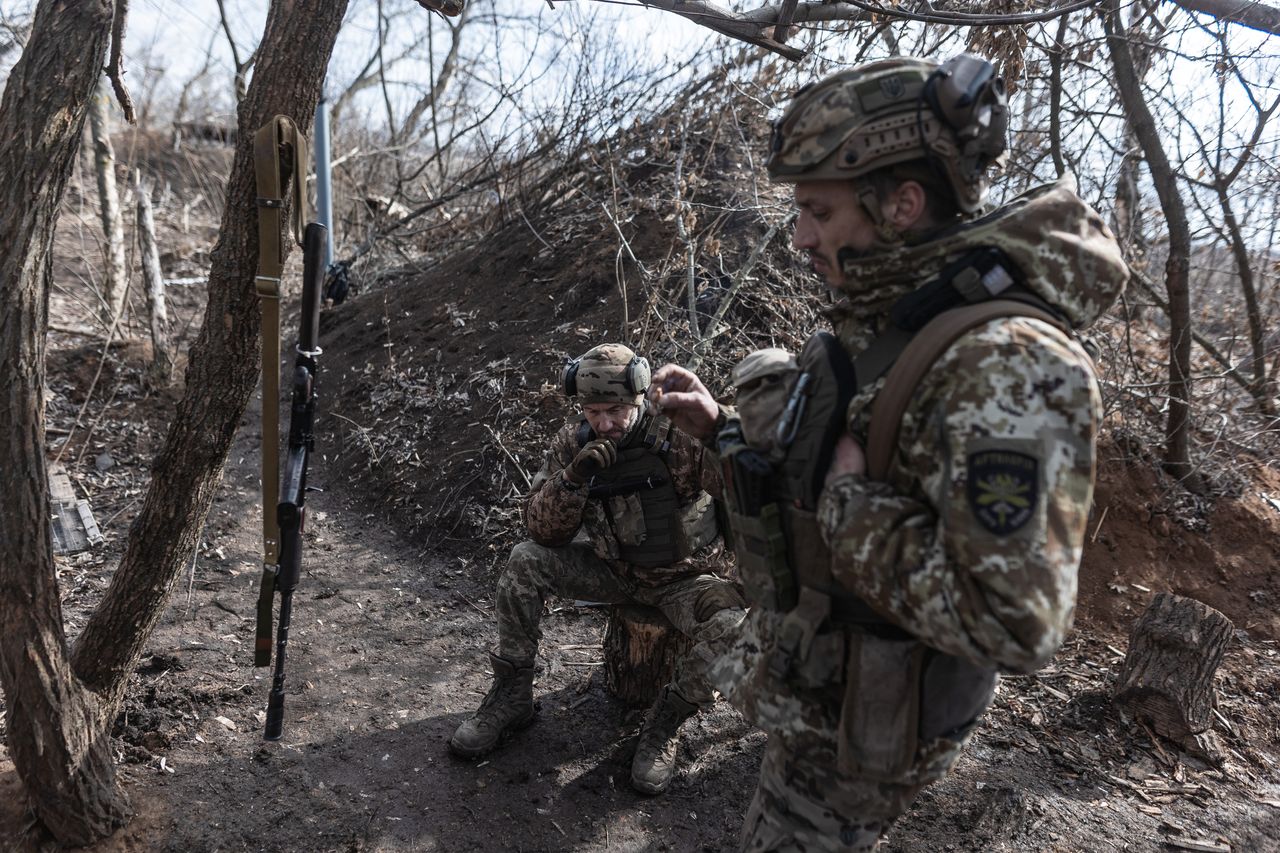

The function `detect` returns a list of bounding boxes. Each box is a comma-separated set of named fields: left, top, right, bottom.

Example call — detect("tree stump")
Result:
left=1114, top=592, right=1234, bottom=742
left=603, top=603, right=691, bottom=708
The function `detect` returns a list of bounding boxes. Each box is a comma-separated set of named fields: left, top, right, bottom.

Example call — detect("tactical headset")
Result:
left=561, top=353, right=651, bottom=398
left=920, top=54, right=1008, bottom=190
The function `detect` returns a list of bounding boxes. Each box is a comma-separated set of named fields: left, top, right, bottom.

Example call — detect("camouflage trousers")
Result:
left=495, top=540, right=745, bottom=705
left=740, top=736, right=928, bottom=852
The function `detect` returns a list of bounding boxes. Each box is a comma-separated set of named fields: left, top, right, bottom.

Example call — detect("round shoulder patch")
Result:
left=966, top=449, right=1039, bottom=536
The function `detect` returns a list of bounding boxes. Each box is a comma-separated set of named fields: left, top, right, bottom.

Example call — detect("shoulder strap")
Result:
left=643, top=414, right=675, bottom=456
left=865, top=299, right=1068, bottom=482
left=254, top=116, right=308, bottom=667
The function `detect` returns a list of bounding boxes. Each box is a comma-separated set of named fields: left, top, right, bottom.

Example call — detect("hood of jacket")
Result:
left=832, top=176, right=1128, bottom=331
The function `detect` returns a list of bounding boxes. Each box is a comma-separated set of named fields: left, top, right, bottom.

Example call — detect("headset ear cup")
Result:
left=562, top=359, right=579, bottom=397
left=628, top=356, right=651, bottom=395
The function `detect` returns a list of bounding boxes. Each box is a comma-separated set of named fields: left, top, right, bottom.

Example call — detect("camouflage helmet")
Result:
left=766, top=54, right=1008, bottom=213
left=562, top=343, right=651, bottom=405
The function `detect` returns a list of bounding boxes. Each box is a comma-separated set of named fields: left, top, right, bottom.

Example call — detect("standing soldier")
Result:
left=651, top=55, right=1128, bottom=849
left=449, top=343, right=746, bottom=796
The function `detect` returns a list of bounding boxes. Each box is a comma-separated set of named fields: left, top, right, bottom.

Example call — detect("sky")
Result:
left=122, top=0, right=715, bottom=115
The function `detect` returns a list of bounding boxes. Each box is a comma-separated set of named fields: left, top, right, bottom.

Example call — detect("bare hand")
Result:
left=647, top=364, right=719, bottom=440
left=824, top=433, right=867, bottom=489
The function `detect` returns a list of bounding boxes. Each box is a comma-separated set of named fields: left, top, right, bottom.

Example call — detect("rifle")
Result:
left=587, top=474, right=668, bottom=500
left=260, top=222, right=326, bottom=740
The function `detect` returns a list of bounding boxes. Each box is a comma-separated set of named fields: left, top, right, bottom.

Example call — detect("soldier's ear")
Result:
left=885, top=180, right=929, bottom=230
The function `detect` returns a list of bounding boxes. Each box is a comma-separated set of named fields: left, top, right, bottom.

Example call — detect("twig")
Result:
left=1091, top=505, right=1109, bottom=542
left=484, top=423, right=531, bottom=490
left=107, top=0, right=136, bottom=124
left=673, top=120, right=700, bottom=341
left=688, top=211, right=794, bottom=371
left=331, top=412, right=384, bottom=466
left=454, top=591, right=492, bottom=616
left=54, top=285, right=132, bottom=466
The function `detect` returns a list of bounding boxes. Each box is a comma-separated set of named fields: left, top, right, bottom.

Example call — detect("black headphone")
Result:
left=562, top=354, right=651, bottom=397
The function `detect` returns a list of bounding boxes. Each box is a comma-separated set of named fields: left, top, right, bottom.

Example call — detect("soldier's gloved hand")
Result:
left=564, top=439, right=617, bottom=485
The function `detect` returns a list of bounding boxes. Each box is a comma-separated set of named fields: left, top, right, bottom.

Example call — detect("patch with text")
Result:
left=966, top=449, right=1038, bottom=536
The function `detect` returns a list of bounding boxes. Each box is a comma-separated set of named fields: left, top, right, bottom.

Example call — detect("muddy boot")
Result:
left=448, top=652, right=537, bottom=759
left=630, top=685, right=699, bottom=795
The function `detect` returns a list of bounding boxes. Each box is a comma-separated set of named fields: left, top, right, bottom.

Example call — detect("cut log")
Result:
left=1114, top=592, right=1233, bottom=742
left=603, top=603, right=690, bottom=708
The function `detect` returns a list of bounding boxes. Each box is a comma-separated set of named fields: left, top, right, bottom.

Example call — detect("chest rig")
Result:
left=720, top=247, right=1070, bottom=672
left=577, top=414, right=717, bottom=568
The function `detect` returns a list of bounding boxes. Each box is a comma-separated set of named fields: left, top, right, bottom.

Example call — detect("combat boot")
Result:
left=630, top=685, right=699, bottom=795
left=448, top=652, right=537, bottom=759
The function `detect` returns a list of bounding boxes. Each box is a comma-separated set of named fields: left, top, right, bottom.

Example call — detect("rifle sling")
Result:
left=254, top=116, right=308, bottom=668
left=865, top=299, right=1067, bottom=482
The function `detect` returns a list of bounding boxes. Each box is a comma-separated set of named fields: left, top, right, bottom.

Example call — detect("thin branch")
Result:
left=107, top=0, right=135, bottom=124
left=1170, top=0, right=1280, bottom=36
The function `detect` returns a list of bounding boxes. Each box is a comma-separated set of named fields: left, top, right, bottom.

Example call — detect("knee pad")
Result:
left=694, top=582, right=747, bottom=623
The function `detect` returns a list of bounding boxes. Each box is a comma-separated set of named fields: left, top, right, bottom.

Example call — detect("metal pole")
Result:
left=314, top=89, right=335, bottom=269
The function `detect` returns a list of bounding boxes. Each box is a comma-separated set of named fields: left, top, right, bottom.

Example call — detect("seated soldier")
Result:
left=448, top=343, right=746, bottom=795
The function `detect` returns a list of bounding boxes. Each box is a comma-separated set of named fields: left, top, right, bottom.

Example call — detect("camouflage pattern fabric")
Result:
left=740, top=738, right=928, bottom=852
left=836, top=176, right=1128, bottom=332
left=713, top=178, right=1125, bottom=849
left=495, top=539, right=744, bottom=705
left=524, top=411, right=726, bottom=586
left=570, top=343, right=649, bottom=405
left=766, top=55, right=1008, bottom=214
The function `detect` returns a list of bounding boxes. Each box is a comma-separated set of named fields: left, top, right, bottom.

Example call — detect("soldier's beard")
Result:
left=596, top=406, right=640, bottom=441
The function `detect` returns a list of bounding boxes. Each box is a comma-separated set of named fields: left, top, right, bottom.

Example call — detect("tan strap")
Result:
left=253, top=116, right=308, bottom=667
left=865, top=300, right=1067, bottom=482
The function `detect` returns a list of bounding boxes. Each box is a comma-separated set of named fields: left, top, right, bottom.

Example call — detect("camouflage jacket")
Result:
left=714, top=179, right=1126, bottom=703
left=817, top=178, right=1126, bottom=674
left=524, top=411, right=725, bottom=585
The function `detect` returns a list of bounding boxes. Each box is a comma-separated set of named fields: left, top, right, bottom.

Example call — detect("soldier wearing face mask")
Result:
left=449, top=343, right=746, bottom=796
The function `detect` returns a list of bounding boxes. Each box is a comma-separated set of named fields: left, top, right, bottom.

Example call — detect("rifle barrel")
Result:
left=300, top=223, right=326, bottom=354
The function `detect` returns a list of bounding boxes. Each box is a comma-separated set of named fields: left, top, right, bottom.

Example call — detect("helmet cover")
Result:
left=563, top=343, right=650, bottom=405
left=766, top=54, right=1008, bottom=213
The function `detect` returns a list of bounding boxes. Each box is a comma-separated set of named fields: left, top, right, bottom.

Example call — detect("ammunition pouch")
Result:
left=835, top=633, right=997, bottom=782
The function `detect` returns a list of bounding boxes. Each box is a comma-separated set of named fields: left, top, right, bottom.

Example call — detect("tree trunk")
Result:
left=72, top=0, right=351, bottom=724
left=89, top=79, right=128, bottom=330
left=1114, top=593, right=1233, bottom=742
left=135, top=171, right=173, bottom=389
left=0, top=0, right=127, bottom=844
left=0, top=0, right=351, bottom=844
left=1105, top=0, right=1200, bottom=488
left=1216, top=185, right=1274, bottom=417
left=603, top=603, right=690, bottom=708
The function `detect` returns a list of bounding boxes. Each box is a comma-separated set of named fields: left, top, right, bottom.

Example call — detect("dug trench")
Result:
left=4, top=264, right=1279, bottom=853
left=4, top=125, right=1280, bottom=852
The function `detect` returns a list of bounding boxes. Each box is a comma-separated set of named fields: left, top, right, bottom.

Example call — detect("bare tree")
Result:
left=0, top=0, right=350, bottom=843
left=0, top=1, right=125, bottom=844
left=136, top=171, right=173, bottom=388
left=1105, top=0, right=1199, bottom=485
left=88, top=77, right=129, bottom=329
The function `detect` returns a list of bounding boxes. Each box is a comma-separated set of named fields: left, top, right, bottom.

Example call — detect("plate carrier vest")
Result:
left=718, top=248, right=1074, bottom=775
left=577, top=412, right=718, bottom=568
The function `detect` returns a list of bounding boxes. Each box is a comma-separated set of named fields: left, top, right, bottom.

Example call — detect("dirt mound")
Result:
left=1078, top=442, right=1280, bottom=640
left=320, top=88, right=822, bottom=565
left=317, top=82, right=1280, bottom=644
